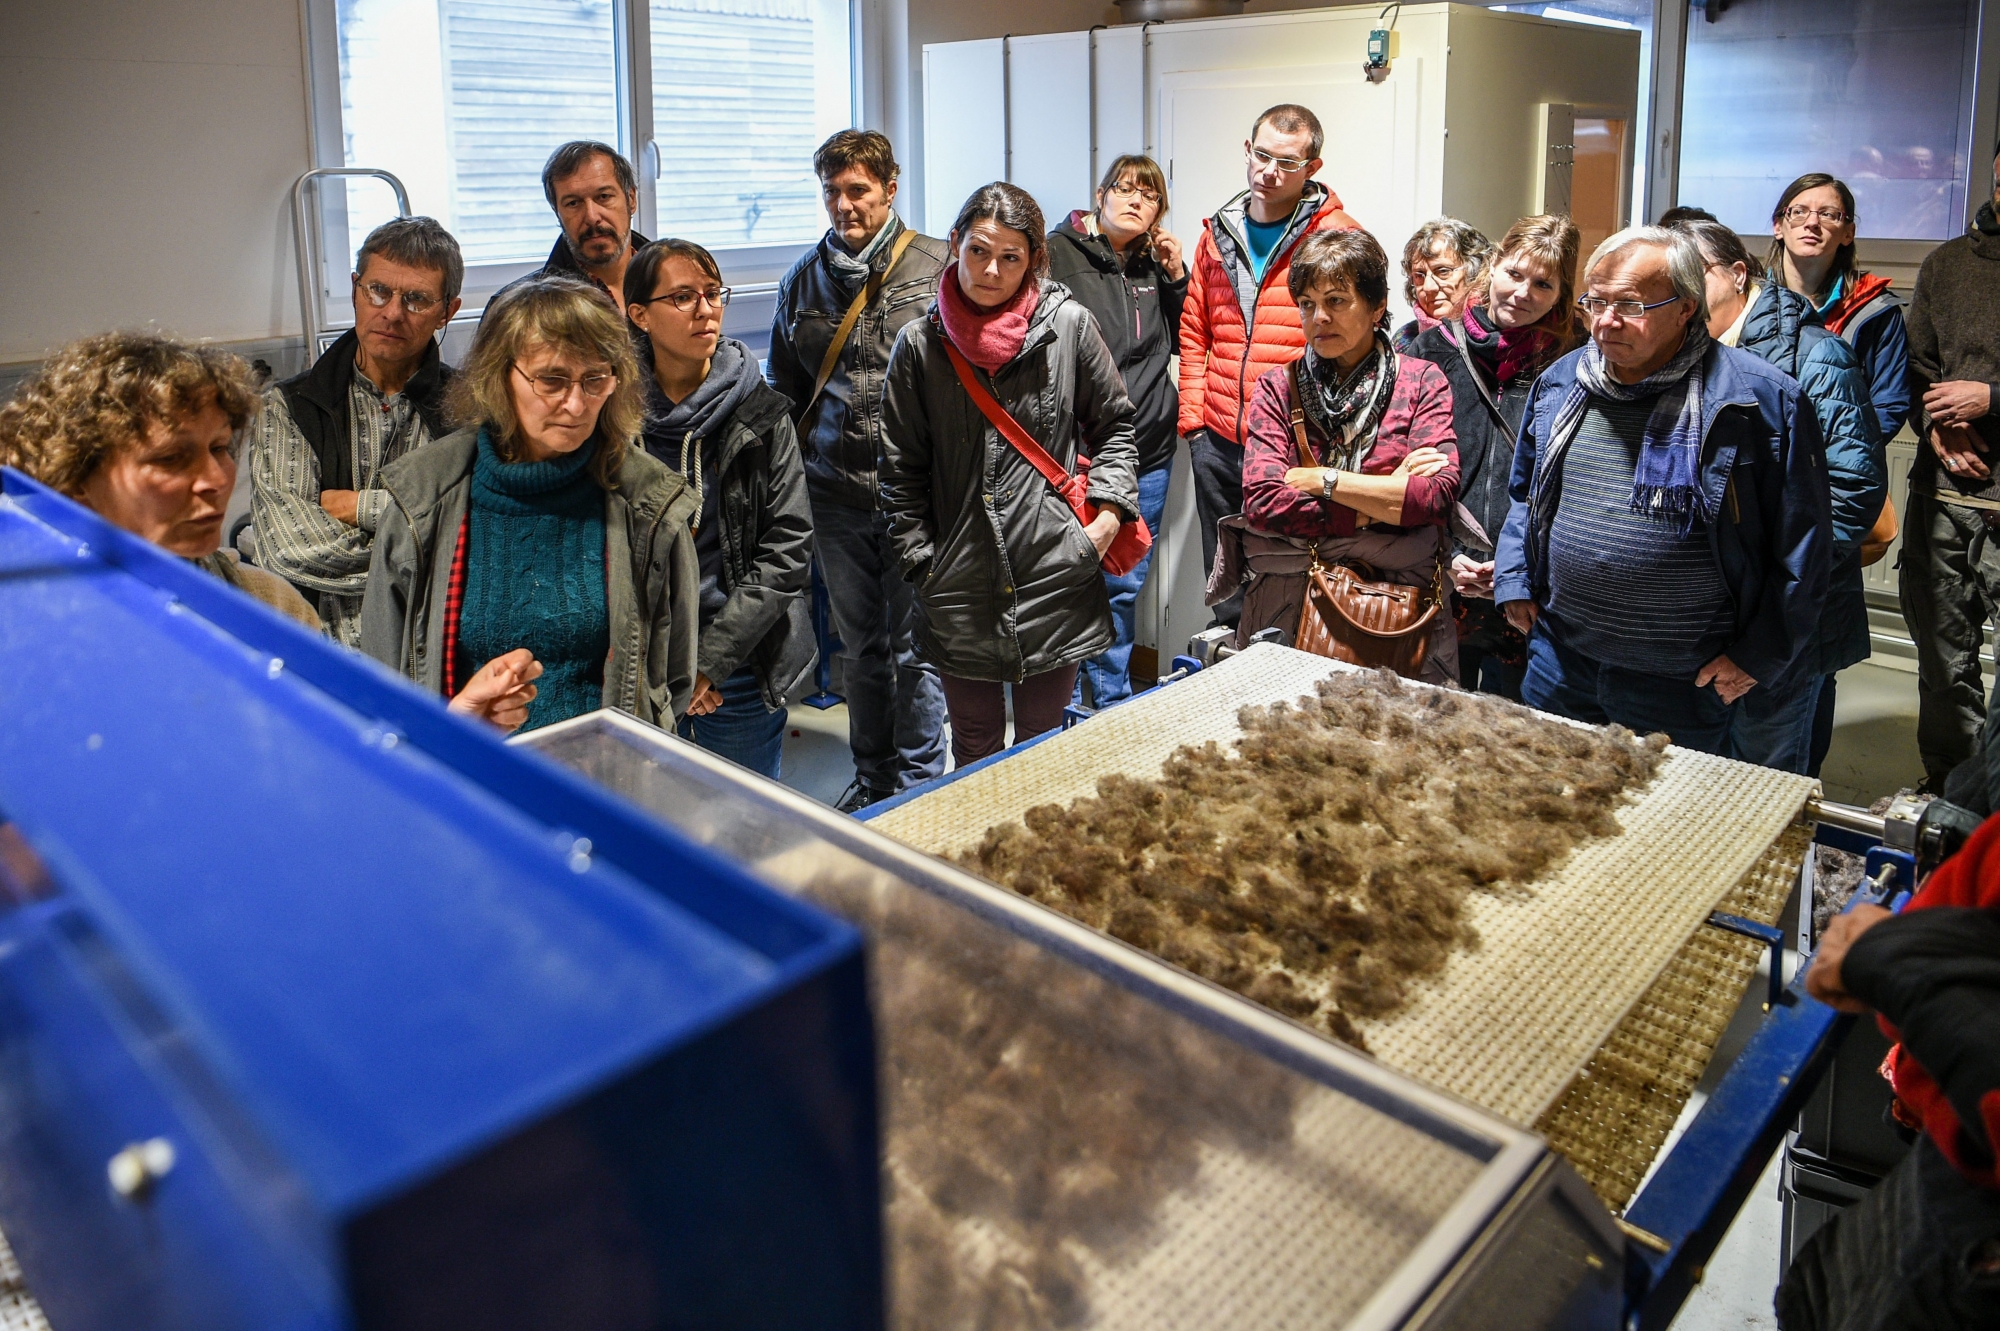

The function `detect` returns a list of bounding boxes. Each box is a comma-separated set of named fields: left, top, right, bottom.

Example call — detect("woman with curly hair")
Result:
left=1393, top=217, right=1493, bottom=352
left=360, top=273, right=702, bottom=734
left=0, top=331, right=319, bottom=630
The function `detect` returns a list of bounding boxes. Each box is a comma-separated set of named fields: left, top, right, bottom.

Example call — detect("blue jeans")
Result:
left=810, top=495, right=948, bottom=794
left=679, top=666, right=787, bottom=781
left=1075, top=463, right=1173, bottom=707
left=1521, top=620, right=1737, bottom=754
left=1725, top=661, right=1820, bottom=774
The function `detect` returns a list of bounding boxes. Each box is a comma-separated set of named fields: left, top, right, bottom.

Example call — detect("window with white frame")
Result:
left=329, top=0, right=853, bottom=272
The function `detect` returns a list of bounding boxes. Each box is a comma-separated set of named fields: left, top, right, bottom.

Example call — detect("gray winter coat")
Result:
left=880, top=279, right=1141, bottom=681
left=359, top=426, right=702, bottom=725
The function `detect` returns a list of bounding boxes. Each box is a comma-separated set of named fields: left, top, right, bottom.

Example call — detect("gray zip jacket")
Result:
left=359, top=425, right=702, bottom=725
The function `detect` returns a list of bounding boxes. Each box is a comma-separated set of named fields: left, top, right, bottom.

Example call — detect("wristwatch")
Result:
left=1320, top=469, right=1338, bottom=502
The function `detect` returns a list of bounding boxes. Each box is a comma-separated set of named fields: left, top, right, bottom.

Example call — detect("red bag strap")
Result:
left=938, top=332, right=1075, bottom=494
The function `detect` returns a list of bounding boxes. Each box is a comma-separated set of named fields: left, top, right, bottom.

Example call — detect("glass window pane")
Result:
left=650, top=0, right=853, bottom=247
left=337, top=0, right=619, bottom=266
left=1679, top=0, right=1977, bottom=240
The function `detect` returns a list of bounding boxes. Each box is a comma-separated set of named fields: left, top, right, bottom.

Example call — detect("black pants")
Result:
left=1899, top=489, right=2000, bottom=789
left=1188, top=427, right=1245, bottom=629
left=1778, top=1135, right=2000, bottom=1330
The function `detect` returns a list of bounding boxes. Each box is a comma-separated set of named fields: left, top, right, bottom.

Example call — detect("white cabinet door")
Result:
left=923, top=39, right=1005, bottom=235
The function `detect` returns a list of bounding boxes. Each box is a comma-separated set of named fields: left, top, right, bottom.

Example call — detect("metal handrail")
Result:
left=291, top=168, right=412, bottom=358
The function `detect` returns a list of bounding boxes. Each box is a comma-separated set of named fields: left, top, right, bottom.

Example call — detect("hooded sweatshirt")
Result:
left=640, top=335, right=762, bottom=625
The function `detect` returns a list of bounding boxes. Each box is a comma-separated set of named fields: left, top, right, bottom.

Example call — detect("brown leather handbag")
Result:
left=1285, top=362, right=1445, bottom=677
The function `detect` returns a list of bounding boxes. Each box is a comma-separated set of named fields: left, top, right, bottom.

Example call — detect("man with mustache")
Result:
left=499, top=140, right=652, bottom=318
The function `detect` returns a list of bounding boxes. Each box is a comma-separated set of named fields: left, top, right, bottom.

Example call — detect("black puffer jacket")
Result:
left=1045, top=213, right=1188, bottom=474
left=768, top=218, right=949, bottom=510
left=1406, top=318, right=1538, bottom=558
left=881, top=280, right=1140, bottom=681
left=640, top=374, right=817, bottom=711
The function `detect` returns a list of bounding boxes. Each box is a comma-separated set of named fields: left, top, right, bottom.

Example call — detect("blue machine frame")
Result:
left=0, top=470, right=884, bottom=1331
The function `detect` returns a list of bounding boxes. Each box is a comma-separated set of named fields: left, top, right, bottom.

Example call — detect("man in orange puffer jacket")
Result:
left=1179, top=103, right=1360, bottom=627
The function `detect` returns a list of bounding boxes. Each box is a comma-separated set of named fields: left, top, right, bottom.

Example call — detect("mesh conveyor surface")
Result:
left=531, top=716, right=1525, bottom=1330
left=871, top=645, right=1819, bottom=1128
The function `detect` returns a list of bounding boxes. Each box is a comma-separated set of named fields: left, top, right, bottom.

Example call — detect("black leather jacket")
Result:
left=880, top=281, right=1139, bottom=681
left=767, top=219, right=949, bottom=510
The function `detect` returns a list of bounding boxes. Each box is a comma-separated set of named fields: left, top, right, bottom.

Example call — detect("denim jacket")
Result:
left=1493, top=341, right=1833, bottom=686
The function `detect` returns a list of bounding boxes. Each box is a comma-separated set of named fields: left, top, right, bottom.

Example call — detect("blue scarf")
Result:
left=1549, top=324, right=1714, bottom=533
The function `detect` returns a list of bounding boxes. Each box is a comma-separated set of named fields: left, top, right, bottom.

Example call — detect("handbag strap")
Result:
left=1448, top=318, right=1513, bottom=435
left=804, top=227, right=917, bottom=415
left=939, top=331, right=1076, bottom=496
left=1285, top=360, right=1320, bottom=471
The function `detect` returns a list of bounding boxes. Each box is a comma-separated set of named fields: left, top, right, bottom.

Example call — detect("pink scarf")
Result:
left=936, top=262, right=1040, bottom=373
left=1461, top=301, right=1561, bottom=388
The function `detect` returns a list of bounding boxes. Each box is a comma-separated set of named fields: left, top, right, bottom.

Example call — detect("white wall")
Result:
left=0, top=1, right=313, bottom=364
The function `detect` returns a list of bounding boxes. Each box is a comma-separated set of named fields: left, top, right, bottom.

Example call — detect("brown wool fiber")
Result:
left=957, top=668, right=1670, bottom=1048
left=795, top=862, right=1303, bottom=1329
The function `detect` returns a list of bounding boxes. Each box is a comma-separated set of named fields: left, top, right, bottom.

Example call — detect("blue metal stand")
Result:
left=1623, top=838, right=1916, bottom=1330
left=803, top=556, right=844, bottom=709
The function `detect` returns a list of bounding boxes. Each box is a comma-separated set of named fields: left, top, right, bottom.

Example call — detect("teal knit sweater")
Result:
left=458, top=429, right=609, bottom=731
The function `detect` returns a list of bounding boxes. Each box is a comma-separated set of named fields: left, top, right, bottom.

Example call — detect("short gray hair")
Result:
left=354, top=216, right=464, bottom=304
left=1583, top=225, right=1707, bottom=328
left=1401, top=217, right=1493, bottom=305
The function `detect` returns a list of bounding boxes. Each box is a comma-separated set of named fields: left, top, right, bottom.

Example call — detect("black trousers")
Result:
left=1777, top=1134, right=2000, bottom=1330
left=1188, top=427, right=1245, bottom=629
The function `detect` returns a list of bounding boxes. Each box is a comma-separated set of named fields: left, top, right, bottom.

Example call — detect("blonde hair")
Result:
left=0, top=331, right=259, bottom=497
left=449, top=275, right=642, bottom=490
left=1486, top=214, right=1586, bottom=354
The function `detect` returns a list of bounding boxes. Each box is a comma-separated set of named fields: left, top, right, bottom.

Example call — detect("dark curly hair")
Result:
left=0, top=332, right=259, bottom=497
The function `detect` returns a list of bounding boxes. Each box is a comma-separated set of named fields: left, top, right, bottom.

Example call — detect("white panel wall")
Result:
left=1089, top=25, right=1146, bottom=196
left=0, top=0, right=313, bottom=362
left=1006, top=33, right=1094, bottom=229
left=922, top=38, right=1006, bottom=235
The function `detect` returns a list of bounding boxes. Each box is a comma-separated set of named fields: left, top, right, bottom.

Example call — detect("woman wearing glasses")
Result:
left=1681, top=218, right=1885, bottom=776
left=1394, top=218, right=1493, bottom=353
left=1767, top=174, right=1911, bottom=443
left=1046, top=153, right=1186, bottom=705
left=624, top=239, right=814, bottom=780
left=361, top=274, right=701, bottom=734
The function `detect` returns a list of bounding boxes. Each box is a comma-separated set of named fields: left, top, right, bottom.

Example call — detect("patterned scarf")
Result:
left=825, top=213, right=904, bottom=294
left=1552, top=322, right=1714, bottom=532
left=1298, top=331, right=1395, bottom=472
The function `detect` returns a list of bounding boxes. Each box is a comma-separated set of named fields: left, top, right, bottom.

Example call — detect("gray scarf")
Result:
left=825, top=213, right=905, bottom=293
left=1556, top=323, right=1713, bottom=531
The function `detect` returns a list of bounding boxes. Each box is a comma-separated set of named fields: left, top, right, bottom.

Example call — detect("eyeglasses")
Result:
left=1106, top=181, right=1161, bottom=205
left=1577, top=294, right=1684, bottom=320
left=511, top=363, right=617, bottom=401
left=1413, top=264, right=1461, bottom=287
left=1782, top=205, right=1851, bottom=226
left=639, top=286, right=731, bottom=315
left=1248, top=147, right=1312, bottom=174
left=356, top=279, right=443, bottom=315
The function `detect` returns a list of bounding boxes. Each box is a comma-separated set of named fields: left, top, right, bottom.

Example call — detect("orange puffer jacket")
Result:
left=1177, top=184, right=1360, bottom=445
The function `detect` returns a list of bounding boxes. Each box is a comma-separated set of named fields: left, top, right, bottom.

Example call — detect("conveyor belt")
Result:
left=872, top=645, right=1817, bottom=1154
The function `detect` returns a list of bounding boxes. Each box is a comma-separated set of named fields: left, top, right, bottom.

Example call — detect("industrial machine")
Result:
left=0, top=470, right=882, bottom=1331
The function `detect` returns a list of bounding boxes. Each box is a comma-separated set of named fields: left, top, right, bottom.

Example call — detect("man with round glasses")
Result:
left=251, top=215, right=464, bottom=645
left=1179, top=102, right=1358, bottom=629
left=1493, top=225, right=1831, bottom=754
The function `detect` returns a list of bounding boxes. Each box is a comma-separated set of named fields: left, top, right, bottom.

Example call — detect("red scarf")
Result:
left=936, top=263, right=1040, bottom=373
left=1820, top=271, right=1895, bottom=338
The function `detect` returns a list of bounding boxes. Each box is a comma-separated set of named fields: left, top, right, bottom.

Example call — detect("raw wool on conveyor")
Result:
left=957, top=669, right=1670, bottom=1048
left=793, top=859, right=1305, bottom=1330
